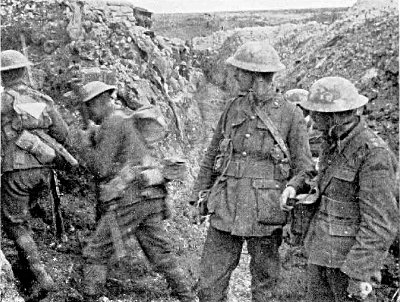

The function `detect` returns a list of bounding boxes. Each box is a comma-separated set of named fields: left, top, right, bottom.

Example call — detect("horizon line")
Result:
left=152, top=6, right=352, bottom=15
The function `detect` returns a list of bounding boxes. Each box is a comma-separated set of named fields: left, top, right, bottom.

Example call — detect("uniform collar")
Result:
left=330, top=118, right=367, bottom=155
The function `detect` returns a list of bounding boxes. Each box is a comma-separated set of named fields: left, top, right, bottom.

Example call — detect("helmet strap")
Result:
left=327, top=111, right=359, bottom=143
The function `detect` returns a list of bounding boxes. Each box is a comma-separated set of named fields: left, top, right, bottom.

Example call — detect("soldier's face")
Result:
left=235, top=68, right=253, bottom=91
left=86, top=92, right=110, bottom=123
left=1, top=67, right=26, bottom=86
left=310, top=111, right=332, bottom=132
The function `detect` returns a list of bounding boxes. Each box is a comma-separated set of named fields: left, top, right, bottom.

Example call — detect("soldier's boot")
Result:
left=15, top=234, right=56, bottom=293
left=81, top=264, right=108, bottom=299
left=163, top=266, right=197, bottom=302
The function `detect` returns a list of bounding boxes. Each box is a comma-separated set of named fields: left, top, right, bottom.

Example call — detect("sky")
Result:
left=131, top=0, right=358, bottom=14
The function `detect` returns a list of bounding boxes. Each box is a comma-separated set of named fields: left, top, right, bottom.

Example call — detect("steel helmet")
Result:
left=301, top=77, right=368, bottom=112
left=1, top=50, right=33, bottom=71
left=226, top=41, right=285, bottom=72
left=284, top=89, right=309, bottom=105
left=81, top=81, right=116, bottom=103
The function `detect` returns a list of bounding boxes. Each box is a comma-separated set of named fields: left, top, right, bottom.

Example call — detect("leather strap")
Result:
left=254, top=106, right=291, bottom=162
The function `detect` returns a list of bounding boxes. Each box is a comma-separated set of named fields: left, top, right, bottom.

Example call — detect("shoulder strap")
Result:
left=220, top=97, right=240, bottom=138
left=254, top=106, right=291, bottom=162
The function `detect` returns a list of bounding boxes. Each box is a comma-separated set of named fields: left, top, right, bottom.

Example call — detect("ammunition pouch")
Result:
left=270, top=144, right=291, bottom=180
left=15, top=130, right=56, bottom=164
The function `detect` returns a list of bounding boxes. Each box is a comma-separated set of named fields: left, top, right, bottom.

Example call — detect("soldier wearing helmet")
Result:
left=73, top=81, right=196, bottom=301
left=190, top=41, right=314, bottom=302
left=284, top=88, right=322, bottom=157
left=281, top=77, right=399, bottom=301
left=1, top=50, right=69, bottom=298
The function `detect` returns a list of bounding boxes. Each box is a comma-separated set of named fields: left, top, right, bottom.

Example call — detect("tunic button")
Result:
left=274, top=101, right=279, bottom=106
left=275, top=184, right=280, bottom=188
left=242, top=151, right=247, bottom=156
left=250, top=115, right=256, bottom=120
left=231, top=123, right=235, bottom=126
left=245, top=133, right=251, bottom=138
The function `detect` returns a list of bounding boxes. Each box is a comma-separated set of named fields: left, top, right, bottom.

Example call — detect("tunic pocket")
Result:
left=326, top=168, right=358, bottom=201
left=207, top=177, right=227, bottom=214
left=252, top=179, right=287, bottom=225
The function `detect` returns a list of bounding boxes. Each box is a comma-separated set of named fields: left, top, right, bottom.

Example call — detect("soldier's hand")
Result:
left=347, top=279, right=373, bottom=300
left=280, top=186, right=296, bottom=211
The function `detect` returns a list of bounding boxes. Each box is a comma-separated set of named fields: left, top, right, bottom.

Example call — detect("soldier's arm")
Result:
left=44, top=95, right=69, bottom=144
left=91, top=117, right=129, bottom=179
left=1, top=92, right=14, bottom=114
left=118, top=117, right=148, bottom=169
left=189, top=111, right=225, bottom=204
left=341, top=147, right=399, bottom=282
left=286, top=106, right=316, bottom=192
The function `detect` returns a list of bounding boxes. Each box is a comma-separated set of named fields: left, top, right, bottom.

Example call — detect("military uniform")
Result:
left=288, top=119, right=399, bottom=302
left=75, top=105, right=195, bottom=301
left=192, top=90, right=313, bottom=301
left=284, top=76, right=399, bottom=302
left=1, top=81, right=69, bottom=291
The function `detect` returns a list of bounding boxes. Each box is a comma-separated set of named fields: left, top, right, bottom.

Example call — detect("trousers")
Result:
left=198, top=226, right=282, bottom=302
left=82, top=209, right=195, bottom=300
left=307, top=264, right=377, bottom=302
left=1, top=168, right=52, bottom=239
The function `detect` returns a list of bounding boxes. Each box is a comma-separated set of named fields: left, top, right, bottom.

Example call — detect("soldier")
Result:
left=189, top=41, right=314, bottom=302
left=284, top=89, right=308, bottom=114
left=74, top=81, right=196, bottom=301
left=281, top=77, right=399, bottom=301
left=1, top=50, right=70, bottom=297
left=284, top=88, right=322, bottom=158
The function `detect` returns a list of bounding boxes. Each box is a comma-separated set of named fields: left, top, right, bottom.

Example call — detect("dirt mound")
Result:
left=281, top=12, right=399, bottom=152
left=197, top=22, right=327, bottom=95
left=0, top=251, right=24, bottom=302
left=351, top=0, right=398, bottom=13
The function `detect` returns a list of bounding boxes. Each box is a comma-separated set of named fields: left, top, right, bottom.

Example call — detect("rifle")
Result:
left=49, top=170, right=66, bottom=241
left=32, top=130, right=78, bottom=167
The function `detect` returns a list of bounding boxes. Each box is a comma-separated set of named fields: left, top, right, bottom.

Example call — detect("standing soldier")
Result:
left=189, top=41, right=314, bottom=302
left=74, top=81, right=196, bottom=302
left=284, top=88, right=322, bottom=159
left=1, top=50, right=70, bottom=297
left=281, top=77, right=399, bottom=301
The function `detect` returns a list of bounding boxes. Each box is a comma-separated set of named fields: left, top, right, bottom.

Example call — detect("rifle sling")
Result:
left=254, top=106, right=291, bottom=162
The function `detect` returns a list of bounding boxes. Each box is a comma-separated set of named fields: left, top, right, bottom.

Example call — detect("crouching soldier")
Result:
left=1, top=50, right=71, bottom=298
left=281, top=77, right=399, bottom=301
left=73, top=81, right=197, bottom=301
left=189, top=41, right=314, bottom=302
